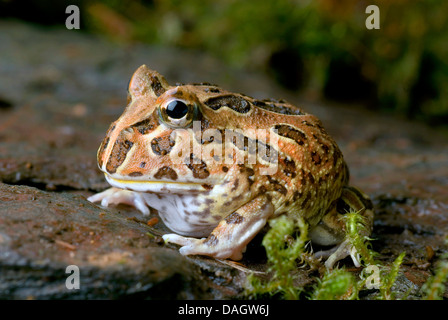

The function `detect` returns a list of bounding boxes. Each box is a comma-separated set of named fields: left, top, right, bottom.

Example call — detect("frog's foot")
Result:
left=310, top=186, right=374, bottom=269
left=88, top=187, right=150, bottom=216
left=162, top=233, right=247, bottom=260
left=315, top=240, right=362, bottom=269
left=163, top=195, right=274, bottom=261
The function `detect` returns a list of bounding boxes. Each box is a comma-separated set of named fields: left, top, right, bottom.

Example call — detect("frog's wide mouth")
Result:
left=104, top=173, right=211, bottom=193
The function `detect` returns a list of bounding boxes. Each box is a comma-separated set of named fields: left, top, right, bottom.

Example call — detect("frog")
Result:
left=88, top=65, right=374, bottom=268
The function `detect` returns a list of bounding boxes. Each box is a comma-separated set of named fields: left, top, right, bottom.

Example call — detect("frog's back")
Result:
left=187, top=84, right=350, bottom=226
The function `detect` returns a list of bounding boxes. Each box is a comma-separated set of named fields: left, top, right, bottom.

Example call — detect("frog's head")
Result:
left=96, top=65, right=261, bottom=194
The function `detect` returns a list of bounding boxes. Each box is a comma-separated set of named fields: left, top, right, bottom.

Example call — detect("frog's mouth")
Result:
left=104, top=173, right=211, bottom=194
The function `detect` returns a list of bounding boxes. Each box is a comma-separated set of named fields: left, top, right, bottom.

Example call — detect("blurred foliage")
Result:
left=83, top=0, right=448, bottom=124
left=2, top=0, right=447, bottom=123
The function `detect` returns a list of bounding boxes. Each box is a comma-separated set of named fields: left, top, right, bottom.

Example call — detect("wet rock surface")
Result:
left=1, top=21, right=447, bottom=299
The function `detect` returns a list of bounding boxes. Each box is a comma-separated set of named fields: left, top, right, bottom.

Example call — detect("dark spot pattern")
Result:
left=131, top=116, right=158, bottom=135
left=293, top=190, right=301, bottom=202
left=203, top=234, right=218, bottom=246
left=229, top=132, right=278, bottom=163
left=302, top=193, right=311, bottom=208
left=225, top=212, right=244, bottom=224
left=200, top=128, right=224, bottom=145
left=129, top=171, right=143, bottom=177
left=201, top=183, right=213, bottom=190
left=150, top=75, right=165, bottom=97
left=191, top=82, right=218, bottom=86
left=311, top=151, right=321, bottom=165
left=253, top=99, right=305, bottom=115
left=204, top=87, right=220, bottom=93
left=186, top=154, right=210, bottom=179
left=154, top=166, right=178, bottom=180
left=204, top=95, right=251, bottom=114
left=267, top=176, right=287, bottom=195
left=282, top=157, right=297, bottom=178
left=106, top=140, right=133, bottom=174
left=151, top=134, right=175, bottom=156
left=274, top=124, right=307, bottom=146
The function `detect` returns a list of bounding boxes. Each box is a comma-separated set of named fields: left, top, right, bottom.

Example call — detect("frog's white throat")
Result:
left=104, top=174, right=219, bottom=237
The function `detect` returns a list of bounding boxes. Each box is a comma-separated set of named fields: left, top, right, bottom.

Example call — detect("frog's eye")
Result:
left=159, top=99, right=196, bottom=128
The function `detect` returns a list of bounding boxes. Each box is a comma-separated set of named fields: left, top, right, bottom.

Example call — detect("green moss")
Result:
left=378, top=252, right=406, bottom=300
left=422, top=236, right=448, bottom=300
left=246, top=215, right=308, bottom=300
left=343, top=210, right=378, bottom=267
left=310, top=268, right=357, bottom=300
left=246, top=207, right=410, bottom=300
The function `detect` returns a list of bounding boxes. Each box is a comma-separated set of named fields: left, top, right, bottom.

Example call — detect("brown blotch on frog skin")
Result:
left=150, top=75, right=166, bottom=97
left=274, top=124, right=307, bottom=146
left=201, top=184, right=213, bottom=191
left=230, top=179, right=239, bottom=192
left=151, top=135, right=175, bottom=156
left=308, top=172, right=315, bottom=185
left=311, top=151, right=322, bottom=165
left=253, top=99, right=305, bottom=116
left=282, top=157, right=297, bottom=178
left=186, top=153, right=210, bottom=179
left=154, top=166, right=178, bottom=180
left=105, top=139, right=134, bottom=174
left=225, top=212, right=244, bottom=224
left=204, top=234, right=219, bottom=246
left=204, top=94, right=251, bottom=114
left=266, top=176, right=287, bottom=195
left=301, top=193, right=312, bottom=208
left=190, top=207, right=211, bottom=218
left=128, top=171, right=143, bottom=177
left=203, top=87, right=221, bottom=94
left=131, top=119, right=155, bottom=135
left=293, top=190, right=302, bottom=202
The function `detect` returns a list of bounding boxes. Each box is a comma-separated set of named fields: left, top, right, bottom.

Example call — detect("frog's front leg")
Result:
left=310, top=186, right=374, bottom=269
left=163, top=196, right=274, bottom=260
left=88, top=187, right=151, bottom=216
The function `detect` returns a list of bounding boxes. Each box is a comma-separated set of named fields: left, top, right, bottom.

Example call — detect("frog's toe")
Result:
left=323, top=240, right=361, bottom=269
left=163, top=233, right=244, bottom=260
left=162, top=233, right=198, bottom=247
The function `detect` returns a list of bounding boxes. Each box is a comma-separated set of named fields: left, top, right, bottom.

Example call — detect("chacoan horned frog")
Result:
left=89, top=65, right=374, bottom=268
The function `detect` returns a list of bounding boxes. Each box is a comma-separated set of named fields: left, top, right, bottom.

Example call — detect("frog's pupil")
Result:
left=166, top=100, right=188, bottom=119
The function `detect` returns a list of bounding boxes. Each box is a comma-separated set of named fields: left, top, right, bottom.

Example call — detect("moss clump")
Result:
left=343, top=210, right=378, bottom=267
left=310, top=268, right=357, bottom=300
left=378, top=252, right=406, bottom=300
left=247, top=207, right=408, bottom=300
left=246, top=215, right=309, bottom=300
left=344, top=209, right=406, bottom=300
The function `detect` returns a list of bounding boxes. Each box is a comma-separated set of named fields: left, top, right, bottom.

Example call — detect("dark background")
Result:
left=2, top=0, right=448, bottom=126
